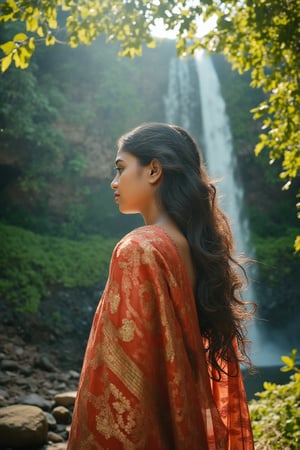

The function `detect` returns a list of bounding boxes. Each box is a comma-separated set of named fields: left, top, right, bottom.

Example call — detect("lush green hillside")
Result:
left=0, top=223, right=116, bottom=313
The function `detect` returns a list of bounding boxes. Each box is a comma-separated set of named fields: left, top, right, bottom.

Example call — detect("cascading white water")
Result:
left=195, top=53, right=250, bottom=255
left=164, top=53, right=286, bottom=366
left=165, top=58, right=192, bottom=130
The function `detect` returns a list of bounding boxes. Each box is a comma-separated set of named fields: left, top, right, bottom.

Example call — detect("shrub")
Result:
left=249, top=349, right=300, bottom=450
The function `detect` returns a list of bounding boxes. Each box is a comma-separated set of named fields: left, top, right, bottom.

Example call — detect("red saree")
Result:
left=67, top=225, right=254, bottom=450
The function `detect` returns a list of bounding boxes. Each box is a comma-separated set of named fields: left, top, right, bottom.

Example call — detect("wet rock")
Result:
left=0, top=404, right=48, bottom=447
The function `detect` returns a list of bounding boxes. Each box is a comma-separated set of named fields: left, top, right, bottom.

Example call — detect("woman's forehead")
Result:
left=115, top=148, right=136, bottom=163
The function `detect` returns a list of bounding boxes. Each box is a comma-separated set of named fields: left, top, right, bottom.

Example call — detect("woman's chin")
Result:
left=119, top=206, right=139, bottom=215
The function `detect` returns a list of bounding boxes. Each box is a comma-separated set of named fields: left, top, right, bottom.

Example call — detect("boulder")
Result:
left=0, top=404, right=48, bottom=447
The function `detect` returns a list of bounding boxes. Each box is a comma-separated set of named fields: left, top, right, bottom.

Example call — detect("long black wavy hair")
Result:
left=118, top=122, right=255, bottom=378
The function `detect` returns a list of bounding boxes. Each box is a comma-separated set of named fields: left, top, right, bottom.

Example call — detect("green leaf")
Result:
left=254, top=140, right=266, bottom=156
left=13, top=32, right=27, bottom=41
left=0, top=41, right=15, bottom=55
left=1, top=53, right=13, bottom=72
left=281, top=356, right=293, bottom=366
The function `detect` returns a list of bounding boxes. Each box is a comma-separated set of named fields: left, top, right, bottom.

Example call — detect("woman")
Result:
left=67, top=123, right=255, bottom=450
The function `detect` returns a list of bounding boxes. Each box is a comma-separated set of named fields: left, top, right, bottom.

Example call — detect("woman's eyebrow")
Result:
left=115, top=158, right=125, bottom=164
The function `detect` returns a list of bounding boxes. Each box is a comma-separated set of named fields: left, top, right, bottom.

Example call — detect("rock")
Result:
left=0, top=373, right=10, bottom=385
left=34, top=355, right=57, bottom=372
left=56, top=373, right=69, bottom=382
left=0, top=404, right=48, bottom=447
left=2, top=342, right=15, bottom=354
left=56, top=382, right=67, bottom=390
left=52, top=406, right=72, bottom=425
left=19, top=364, right=33, bottom=376
left=48, top=389, right=59, bottom=396
left=0, top=319, right=85, bottom=447
left=68, top=370, right=80, bottom=379
left=54, top=391, right=77, bottom=407
left=0, top=359, right=20, bottom=371
left=42, top=443, right=67, bottom=450
left=15, top=346, right=24, bottom=357
left=0, top=389, right=8, bottom=399
left=48, top=431, right=64, bottom=443
left=45, top=411, right=57, bottom=431
left=16, top=393, right=53, bottom=411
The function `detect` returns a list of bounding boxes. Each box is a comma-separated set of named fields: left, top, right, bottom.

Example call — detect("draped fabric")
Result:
left=67, top=225, right=254, bottom=450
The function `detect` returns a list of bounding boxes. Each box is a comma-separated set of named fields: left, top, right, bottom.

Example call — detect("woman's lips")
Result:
left=114, top=194, right=120, bottom=202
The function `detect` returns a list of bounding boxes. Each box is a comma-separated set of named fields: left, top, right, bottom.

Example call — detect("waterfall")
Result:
left=195, top=54, right=250, bottom=255
left=164, top=53, right=287, bottom=366
left=165, top=58, right=192, bottom=130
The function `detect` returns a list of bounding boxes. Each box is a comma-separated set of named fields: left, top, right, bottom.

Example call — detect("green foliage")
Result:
left=0, top=0, right=157, bottom=71
left=249, top=349, right=300, bottom=450
left=0, top=223, right=116, bottom=313
left=0, top=52, right=67, bottom=194
left=253, top=228, right=299, bottom=283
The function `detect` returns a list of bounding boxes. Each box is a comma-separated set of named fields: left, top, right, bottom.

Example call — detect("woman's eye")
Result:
left=115, top=166, right=124, bottom=174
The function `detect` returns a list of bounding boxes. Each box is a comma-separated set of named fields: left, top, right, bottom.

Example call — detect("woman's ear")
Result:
left=148, top=159, right=163, bottom=184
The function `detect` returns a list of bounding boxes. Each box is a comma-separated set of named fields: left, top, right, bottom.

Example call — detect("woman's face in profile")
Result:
left=111, top=148, right=154, bottom=215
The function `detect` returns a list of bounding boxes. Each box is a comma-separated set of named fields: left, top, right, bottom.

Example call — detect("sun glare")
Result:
left=150, top=18, right=178, bottom=39
left=150, top=15, right=217, bottom=39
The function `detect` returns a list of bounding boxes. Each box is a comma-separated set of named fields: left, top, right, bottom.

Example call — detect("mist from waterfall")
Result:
left=164, top=53, right=288, bottom=366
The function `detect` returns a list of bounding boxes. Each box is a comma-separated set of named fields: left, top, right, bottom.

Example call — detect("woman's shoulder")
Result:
left=114, top=225, right=174, bottom=259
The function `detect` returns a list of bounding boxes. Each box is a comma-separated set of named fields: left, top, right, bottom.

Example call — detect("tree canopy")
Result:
left=1, top=0, right=299, bottom=249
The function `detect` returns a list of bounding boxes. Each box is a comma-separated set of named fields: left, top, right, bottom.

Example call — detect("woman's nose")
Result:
left=111, top=176, right=118, bottom=190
